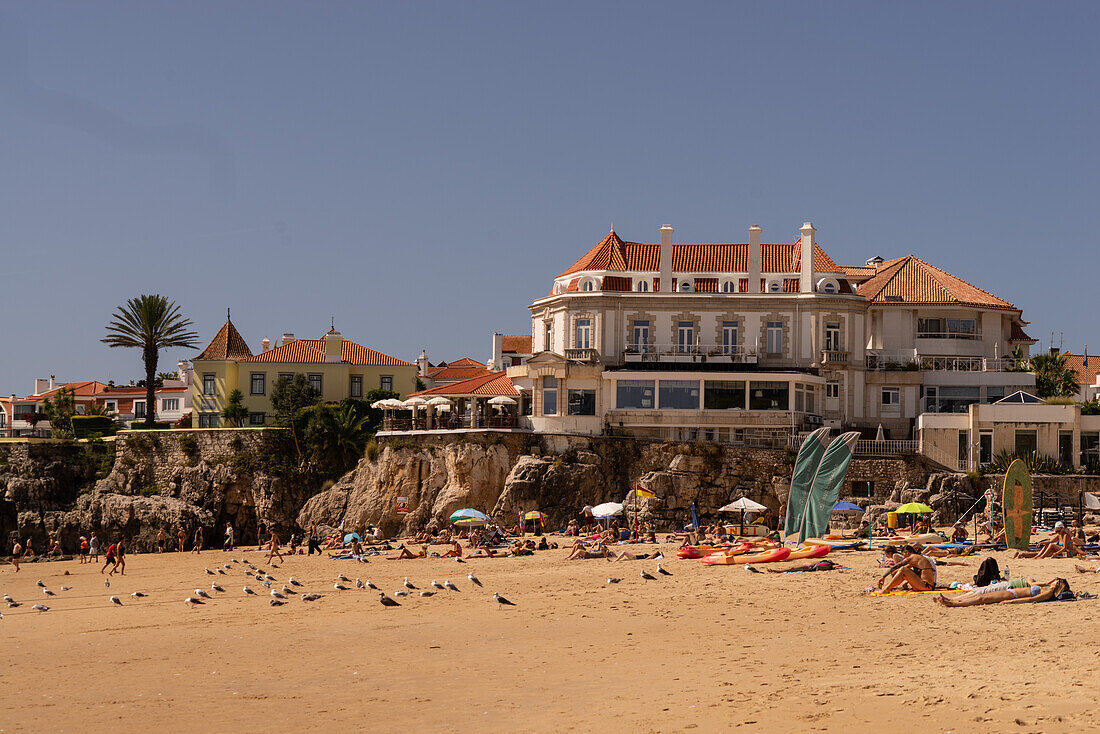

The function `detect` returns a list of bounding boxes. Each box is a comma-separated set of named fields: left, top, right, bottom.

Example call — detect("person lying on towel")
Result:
left=934, top=578, right=1069, bottom=607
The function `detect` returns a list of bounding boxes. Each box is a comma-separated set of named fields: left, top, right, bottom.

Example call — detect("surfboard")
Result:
left=1002, top=459, right=1032, bottom=551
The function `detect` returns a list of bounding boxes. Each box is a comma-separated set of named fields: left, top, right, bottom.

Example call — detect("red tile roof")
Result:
left=241, top=335, right=412, bottom=366
left=426, top=365, right=491, bottom=381
left=838, top=265, right=880, bottom=284
left=440, top=358, right=485, bottom=368
left=1010, top=321, right=1035, bottom=343
left=855, top=256, right=1016, bottom=310
left=559, top=229, right=843, bottom=277
left=195, top=321, right=253, bottom=360
left=30, top=380, right=109, bottom=399
left=410, top=371, right=519, bottom=398
left=601, top=275, right=633, bottom=292
left=501, top=335, right=532, bottom=354
left=1062, top=352, right=1100, bottom=388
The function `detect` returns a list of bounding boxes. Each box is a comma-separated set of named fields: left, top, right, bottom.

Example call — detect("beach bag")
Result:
left=973, top=557, right=1001, bottom=587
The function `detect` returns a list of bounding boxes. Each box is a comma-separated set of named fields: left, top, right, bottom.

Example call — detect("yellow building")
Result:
left=191, top=319, right=417, bottom=427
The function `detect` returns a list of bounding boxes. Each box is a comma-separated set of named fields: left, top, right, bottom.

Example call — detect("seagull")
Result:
left=301, top=593, right=323, bottom=602
left=493, top=593, right=516, bottom=607
left=243, top=586, right=256, bottom=595
left=7, top=601, right=21, bottom=608
left=334, top=583, right=349, bottom=591
left=443, top=580, right=460, bottom=592
left=271, top=590, right=286, bottom=600
left=185, top=596, right=205, bottom=606
left=403, top=577, right=417, bottom=590
left=205, top=569, right=215, bottom=575
left=104, top=578, right=110, bottom=588
left=223, top=563, right=232, bottom=570
left=654, top=552, right=665, bottom=560
left=640, top=570, right=657, bottom=582
left=216, top=568, right=226, bottom=575
left=262, top=580, right=272, bottom=589
left=61, top=586, right=72, bottom=591
left=270, top=599, right=286, bottom=606
left=420, top=591, right=435, bottom=597
left=288, top=577, right=303, bottom=587
left=264, top=574, right=276, bottom=582
left=3, top=594, right=13, bottom=604
left=607, top=577, right=622, bottom=584
left=110, top=596, right=122, bottom=606
left=431, top=580, right=445, bottom=590
left=195, top=589, right=212, bottom=599
left=355, top=578, right=366, bottom=589
left=337, top=573, right=350, bottom=583
left=43, top=588, right=56, bottom=597
left=467, top=573, right=483, bottom=588
left=379, top=593, right=400, bottom=607
left=365, top=580, right=379, bottom=590
left=32, top=603, right=49, bottom=612
left=130, top=592, right=147, bottom=598
left=394, top=590, right=409, bottom=598
left=656, top=563, right=672, bottom=576
left=212, top=583, right=226, bottom=593
left=36, top=579, right=45, bottom=588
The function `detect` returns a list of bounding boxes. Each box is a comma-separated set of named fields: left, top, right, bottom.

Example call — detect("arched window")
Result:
left=816, top=277, right=839, bottom=294
left=721, top=280, right=736, bottom=293
left=580, top=278, right=597, bottom=292
left=552, top=283, right=563, bottom=295
left=635, top=279, right=650, bottom=292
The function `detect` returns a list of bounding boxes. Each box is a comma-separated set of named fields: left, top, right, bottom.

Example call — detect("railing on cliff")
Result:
left=787, top=434, right=921, bottom=458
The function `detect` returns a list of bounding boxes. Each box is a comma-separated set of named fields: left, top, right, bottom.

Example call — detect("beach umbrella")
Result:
left=691, top=501, right=700, bottom=530
left=426, top=397, right=452, bottom=407
left=591, top=502, right=623, bottom=519
left=719, top=497, right=768, bottom=536
left=449, top=508, right=489, bottom=526
left=524, top=511, right=547, bottom=521
left=343, top=532, right=362, bottom=543
left=833, top=501, right=865, bottom=513
left=488, top=396, right=517, bottom=405
left=895, top=502, right=933, bottom=514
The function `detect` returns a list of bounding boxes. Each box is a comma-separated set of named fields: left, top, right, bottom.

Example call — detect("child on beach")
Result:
left=266, top=532, right=283, bottom=563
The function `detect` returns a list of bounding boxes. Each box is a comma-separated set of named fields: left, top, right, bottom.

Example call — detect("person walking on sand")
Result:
left=192, top=526, right=203, bottom=554
left=89, top=532, right=100, bottom=562
left=177, top=528, right=186, bottom=553
left=102, top=540, right=119, bottom=574
left=266, top=531, right=284, bottom=563
left=11, top=539, right=22, bottom=572
left=307, top=523, right=321, bottom=556
left=224, top=522, right=234, bottom=552
left=257, top=521, right=267, bottom=551
left=156, top=529, right=167, bottom=553
left=114, top=539, right=127, bottom=576
left=79, top=536, right=89, bottom=564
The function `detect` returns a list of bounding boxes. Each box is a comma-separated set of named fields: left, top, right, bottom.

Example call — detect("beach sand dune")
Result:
left=1, top=546, right=1098, bottom=732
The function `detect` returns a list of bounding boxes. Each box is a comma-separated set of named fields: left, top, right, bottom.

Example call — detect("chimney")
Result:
left=34, top=378, right=49, bottom=395
left=799, top=222, right=815, bottom=294
left=323, top=330, right=343, bottom=363
left=417, top=350, right=430, bottom=377
left=865, top=255, right=885, bottom=269
left=261, top=337, right=271, bottom=353
left=659, top=224, right=674, bottom=293
left=491, top=332, right=504, bottom=371
left=177, top=360, right=191, bottom=386
left=282, top=333, right=295, bottom=345
left=747, top=224, right=762, bottom=294
left=49, top=375, right=56, bottom=390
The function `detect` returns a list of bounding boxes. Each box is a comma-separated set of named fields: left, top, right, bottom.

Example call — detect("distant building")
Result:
left=489, top=333, right=533, bottom=370
left=417, top=355, right=492, bottom=391
left=191, top=319, right=417, bottom=427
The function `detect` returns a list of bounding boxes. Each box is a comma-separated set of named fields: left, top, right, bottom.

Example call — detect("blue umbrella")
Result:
left=833, top=501, right=864, bottom=513
left=449, top=508, right=489, bottom=527
left=343, top=532, right=362, bottom=543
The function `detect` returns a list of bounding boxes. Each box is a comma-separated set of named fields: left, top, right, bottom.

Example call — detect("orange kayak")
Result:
left=701, top=547, right=791, bottom=565
left=785, top=544, right=830, bottom=561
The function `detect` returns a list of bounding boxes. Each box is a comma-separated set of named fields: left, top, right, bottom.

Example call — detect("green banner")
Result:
left=1002, top=459, right=1032, bottom=551
left=799, top=432, right=861, bottom=543
left=783, top=427, right=830, bottom=539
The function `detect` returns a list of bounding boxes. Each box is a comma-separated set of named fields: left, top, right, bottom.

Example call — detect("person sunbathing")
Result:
left=1013, top=524, right=1086, bottom=559
left=389, top=544, right=428, bottom=560
left=441, top=540, right=463, bottom=558
left=879, top=546, right=937, bottom=592
left=923, top=544, right=977, bottom=558
left=566, top=540, right=612, bottom=560
left=934, top=578, right=1069, bottom=607
left=611, top=548, right=655, bottom=562
left=766, top=558, right=843, bottom=573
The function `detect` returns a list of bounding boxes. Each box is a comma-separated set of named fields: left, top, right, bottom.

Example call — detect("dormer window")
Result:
left=552, top=283, right=564, bottom=295
left=678, top=281, right=694, bottom=293
left=816, top=277, right=839, bottom=294
left=720, top=279, right=736, bottom=293
left=767, top=279, right=782, bottom=293
left=635, top=279, right=650, bottom=292
left=580, top=277, right=597, bottom=292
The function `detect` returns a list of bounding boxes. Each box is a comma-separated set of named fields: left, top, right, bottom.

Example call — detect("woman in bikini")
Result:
left=879, top=545, right=937, bottom=592
left=935, top=578, right=1069, bottom=607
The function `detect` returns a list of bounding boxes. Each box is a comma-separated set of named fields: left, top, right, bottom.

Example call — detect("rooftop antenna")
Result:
left=227, top=307, right=231, bottom=322
left=331, top=316, right=335, bottom=331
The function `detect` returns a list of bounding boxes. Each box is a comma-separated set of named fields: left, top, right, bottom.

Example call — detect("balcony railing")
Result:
left=382, top=414, right=520, bottom=432
left=564, top=348, right=601, bottom=363
left=866, top=349, right=1012, bottom=372
left=622, top=343, right=759, bottom=365
left=916, top=330, right=982, bottom=340
left=820, top=350, right=850, bottom=366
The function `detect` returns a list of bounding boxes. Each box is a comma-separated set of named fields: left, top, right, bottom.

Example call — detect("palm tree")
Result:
left=1030, top=352, right=1079, bottom=399
left=102, top=295, right=198, bottom=428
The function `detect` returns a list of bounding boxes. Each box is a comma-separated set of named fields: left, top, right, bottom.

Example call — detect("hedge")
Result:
left=71, top=415, right=117, bottom=438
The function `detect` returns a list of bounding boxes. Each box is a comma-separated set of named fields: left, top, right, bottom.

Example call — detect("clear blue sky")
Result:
left=2, top=2, right=1097, bottom=393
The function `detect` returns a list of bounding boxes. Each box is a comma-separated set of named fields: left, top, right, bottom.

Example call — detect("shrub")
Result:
left=71, top=415, right=117, bottom=438
left=989, top=449, right=1065, bottom=475
left=365, top=440, right=380, bottom=462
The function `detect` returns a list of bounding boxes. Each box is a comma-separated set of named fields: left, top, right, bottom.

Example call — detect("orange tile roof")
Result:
left=559, top=229, right=842, bottom=277
left=1062, top=352, right=1100, bottom=387
left=838, top=265, right=880, bottom=285
left=601, top=275, right=633, bottom=292
left=195, top=321, right=253, bottom=360
left=241, top=335, right=412, bottom=366
left=427, top=365, right=491, bottom=381
left=1010, top=321, right=1035, bottom=343
left=855, top=256, right=1016, bottom=310
left=441, top=357, right=485, bottom=368
left=29, top=380, right=109, bottom=399
left=501, top=335, right=532, bottom=353
left=410, top=371, right=519, bottom=398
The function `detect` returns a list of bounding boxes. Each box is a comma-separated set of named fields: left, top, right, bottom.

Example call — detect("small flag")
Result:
left=633, top=483, right=656, bottom=499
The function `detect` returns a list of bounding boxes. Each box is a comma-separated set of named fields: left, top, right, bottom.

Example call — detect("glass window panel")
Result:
left=616, top=380, right=655, bottom=409
left=659, top=380, right=700, bottom=410
left=704, top=381, right=745, bottom=410
left=749, top=381, right=789, bottom=410
left=567, top=389, right=596, bottom=416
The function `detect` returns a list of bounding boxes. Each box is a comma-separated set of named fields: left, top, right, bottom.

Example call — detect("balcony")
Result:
left=382, top=414, right=523, bottom=432
left=622, top=343, right=759, bottom=366
left=564, top=348, right=601, bottom=363
left=820, top=350, right=850, bottom=366
left=866, top=349, right=1012, bottom=372
left=916, top=329, right=982, bottom=340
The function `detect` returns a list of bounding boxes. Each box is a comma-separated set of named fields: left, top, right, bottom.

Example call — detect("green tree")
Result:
left=303, top=402, right=370, bottom=474
left=361, top=388, right=401, bottom=433
left=270, top=374, right=320, bottom=460
left=1030, top=352, right=1079, bottom=399
left=102, top=295, right=198, bottom=428
left=43, top=387, right=77, bottom=438
left=221, top=389, right=249, bottom=428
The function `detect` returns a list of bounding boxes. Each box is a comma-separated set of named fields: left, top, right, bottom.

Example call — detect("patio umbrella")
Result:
left=427, top=397, right=452, bottom=407
left=370, top=400, right=387, bottom=409
left=403, top=397, right=427, bottom=408
left=719, top=497, right=768, bottom=536
left=488, top=396, right=517, bottom=405
left=875, top=424, right=885, bottom=441
left=833, top=501, right=865, bottom=513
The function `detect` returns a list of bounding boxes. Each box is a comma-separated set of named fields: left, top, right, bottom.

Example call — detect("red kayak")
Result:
left=701, top=547, right=792, bottom=566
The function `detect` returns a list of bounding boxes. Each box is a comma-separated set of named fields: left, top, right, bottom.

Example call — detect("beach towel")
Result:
left=871, top=588, right=965, bottom=597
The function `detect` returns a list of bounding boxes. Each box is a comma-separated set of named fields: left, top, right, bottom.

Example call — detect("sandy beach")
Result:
left=1, top=541, right=1098, bottom=733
